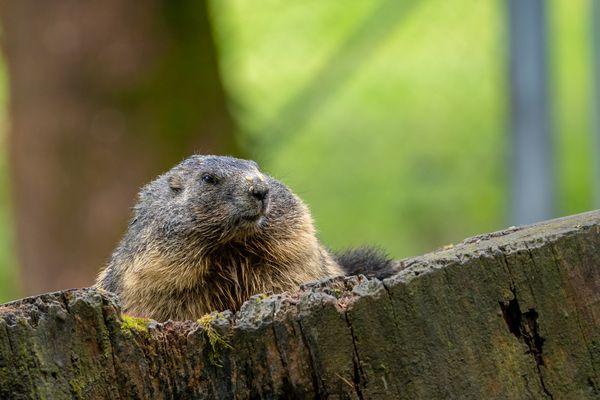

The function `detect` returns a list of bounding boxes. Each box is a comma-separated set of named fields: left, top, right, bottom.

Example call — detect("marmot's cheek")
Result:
left=233, top=198, right=262, bottom=218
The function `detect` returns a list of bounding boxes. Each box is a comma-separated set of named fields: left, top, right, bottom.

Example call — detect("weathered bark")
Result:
left=1, top=210, right=600, bottom=399
left=0, top=1, right=238, bottom=296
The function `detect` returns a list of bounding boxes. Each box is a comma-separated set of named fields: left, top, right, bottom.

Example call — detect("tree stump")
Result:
left=1, top=210, right=600, bottom=399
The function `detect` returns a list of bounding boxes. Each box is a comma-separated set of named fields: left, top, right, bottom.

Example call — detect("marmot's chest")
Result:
left=200, top=254, right=286, bottom=311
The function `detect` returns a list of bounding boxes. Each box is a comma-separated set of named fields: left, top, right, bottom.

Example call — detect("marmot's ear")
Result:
left=168, top=175, right=183, bottom=193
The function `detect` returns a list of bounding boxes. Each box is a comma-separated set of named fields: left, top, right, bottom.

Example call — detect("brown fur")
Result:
left=96, top=155, right=342, bottom=321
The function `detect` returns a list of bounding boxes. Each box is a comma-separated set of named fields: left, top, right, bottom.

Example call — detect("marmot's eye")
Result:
left=201, top=173, right=218, bottom=185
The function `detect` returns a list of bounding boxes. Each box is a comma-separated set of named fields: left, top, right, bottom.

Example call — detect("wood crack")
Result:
left=344, top=311, right=366, bottom=400
left=499, top=287, right=553, bottom=399
left=296, top=319, right=322, bottom=397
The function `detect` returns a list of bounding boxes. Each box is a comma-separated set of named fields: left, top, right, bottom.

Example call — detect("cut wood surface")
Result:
left=1, top=210, right=600, bottom=399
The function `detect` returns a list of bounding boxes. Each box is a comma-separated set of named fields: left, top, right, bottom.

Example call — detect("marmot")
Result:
left=96, top=155, right=391, bottom=321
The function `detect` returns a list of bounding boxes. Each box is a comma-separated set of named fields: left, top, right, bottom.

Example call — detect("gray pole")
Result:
left=592, top=0, right=600, bottom=208
left=507, top=0, right=555, bottom=225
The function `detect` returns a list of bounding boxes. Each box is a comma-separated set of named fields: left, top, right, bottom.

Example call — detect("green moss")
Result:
left=217, top=312, right=228, bottom=320
left=254, top=293, right=269, bottom=303
left=68, top=377, right=86, bottom=400
left=120, top=315, right=150, bottom=337
left=197, top=314, right=233, bottom=367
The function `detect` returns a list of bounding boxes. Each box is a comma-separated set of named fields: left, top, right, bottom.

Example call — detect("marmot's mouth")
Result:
left=234, top=200, right=269, bottom=228
left=236, top=211, right=263, bottom=225
left=237, top=201, right=268, bottom=221
left=240, top=214, right=260, bottom=222
left=235, top=211, right=267, bottom=230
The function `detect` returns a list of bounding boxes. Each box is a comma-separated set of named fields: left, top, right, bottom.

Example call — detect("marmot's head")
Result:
left=134, top=155, right=305, bottom=248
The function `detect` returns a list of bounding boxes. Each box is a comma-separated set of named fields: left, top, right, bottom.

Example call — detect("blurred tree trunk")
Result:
left=0, top=1, right=238, bottom=296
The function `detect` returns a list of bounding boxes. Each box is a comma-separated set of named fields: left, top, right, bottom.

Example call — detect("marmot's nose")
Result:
left=250, top=184, right=269, bottom=201
left=246, top=174, right=269, bottom=203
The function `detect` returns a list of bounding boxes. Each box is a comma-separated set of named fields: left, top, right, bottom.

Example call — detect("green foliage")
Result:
left=0, top=60, right=18, bottom=304
left=551, top=0, right=595, bottom=214
left=212, top=0, right=506, bottom=258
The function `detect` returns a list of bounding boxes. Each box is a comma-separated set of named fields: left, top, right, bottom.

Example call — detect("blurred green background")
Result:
left=0, top=59, right=15, bottom=303
left=0, top=0, right=596, bottom=302
left=212, top=0, right=595, bottom=250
